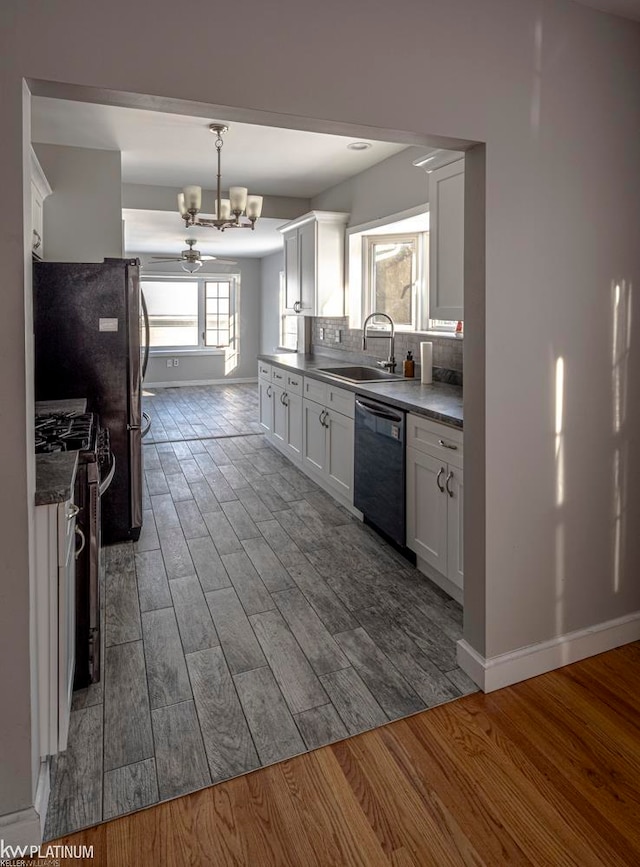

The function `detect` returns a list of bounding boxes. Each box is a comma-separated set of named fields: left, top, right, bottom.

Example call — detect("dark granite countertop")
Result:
left=34, top=397, right=87, bottom=505
left=258, top=353, right=463, bottom=429
left=36, top=452, right=79, bottom=506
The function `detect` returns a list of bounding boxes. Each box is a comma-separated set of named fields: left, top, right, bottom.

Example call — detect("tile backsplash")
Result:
left=310, top=317, right=463, bottom=385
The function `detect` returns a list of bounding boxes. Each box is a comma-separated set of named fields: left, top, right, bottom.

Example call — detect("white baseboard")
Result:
left=415, top=556, right=463, bottom=604
left=0, top=807, right=42, bottom=847
left=457, top=609, right=640, bottom=692
left=144, top=377, right=258, bottom=388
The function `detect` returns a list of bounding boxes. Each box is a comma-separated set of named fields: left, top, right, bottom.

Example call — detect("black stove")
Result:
left=35, top=412, right=94, bottom=454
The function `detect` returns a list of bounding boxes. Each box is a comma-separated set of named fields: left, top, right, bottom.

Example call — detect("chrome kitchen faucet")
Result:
left=362, top=312, right=396, bottom=372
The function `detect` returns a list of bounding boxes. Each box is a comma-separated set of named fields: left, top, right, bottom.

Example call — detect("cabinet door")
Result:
left=429, top=160, right=464, bottom=320
left=325, top=409, right=354, bottom=501
left=285, top=391, right=303, bottom=463
left=446, top=466, right=464, bottom=590
left=302, top=398, right=326, bottom=474
left=272, top=384, right=287, bottom=447
left=283, top=231, right=300, bottom=311
left=406, top=446, right=448, bottom=574
left=298, top=220, right=316, bottom=314
left=258, top=379, right=273, bottom=433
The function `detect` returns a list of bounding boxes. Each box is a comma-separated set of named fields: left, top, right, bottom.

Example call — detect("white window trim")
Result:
left=142, top=273, right=239, bottom=354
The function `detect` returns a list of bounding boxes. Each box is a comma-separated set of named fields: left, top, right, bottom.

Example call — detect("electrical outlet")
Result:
left=166, top=359, right=172, bottom=368
left=173, top=358, right=180, bottom=367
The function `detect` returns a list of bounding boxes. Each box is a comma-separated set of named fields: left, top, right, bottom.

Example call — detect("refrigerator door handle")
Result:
left=141, top=411, right=152, bottom=439
left=141, top=288, right=150, bottom=381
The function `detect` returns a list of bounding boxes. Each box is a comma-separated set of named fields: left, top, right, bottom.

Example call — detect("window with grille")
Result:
left=141, top=275, right=238, bottom=351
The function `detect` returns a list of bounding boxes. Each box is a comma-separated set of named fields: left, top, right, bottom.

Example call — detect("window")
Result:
left=142, top=276, right=238, bottom=351
left=205, top=280, right=234, bottom=348
left=279, top=270, right=298, bottom=350
left=362, top=229, right=458, bottom=333
left=143, top=280, right=199, bottom=348
left=366, top=234, right=420, bottom=330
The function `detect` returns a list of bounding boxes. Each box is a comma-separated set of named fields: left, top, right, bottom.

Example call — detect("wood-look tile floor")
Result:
left=44, top=384, right=475, bottom=841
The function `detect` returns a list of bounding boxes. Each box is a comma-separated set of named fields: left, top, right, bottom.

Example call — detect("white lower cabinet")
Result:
left=35, top=496, right=78, bottom=757
left=259, top=364, right=303, bottom=465
left=258, top=376, right=273, bottom=434
left=325, top=408, right=354, bottom=499
left=302, top=394, right=354, bottom=503
left=406, top=413, right=463, bottom=598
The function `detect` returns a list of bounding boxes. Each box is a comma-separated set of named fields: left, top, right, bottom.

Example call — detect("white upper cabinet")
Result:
left=279, top=210, right=349, bottom=317
left=428, top=160, right=464, bottom=321
left=30, top=146, right=52, bottom=259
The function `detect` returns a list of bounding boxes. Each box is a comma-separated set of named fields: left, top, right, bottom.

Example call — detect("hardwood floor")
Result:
left=55, top=642, right=640, bottom=866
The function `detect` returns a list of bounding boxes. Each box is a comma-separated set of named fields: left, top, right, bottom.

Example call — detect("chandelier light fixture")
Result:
left=178, top=124, right=263, bottom=231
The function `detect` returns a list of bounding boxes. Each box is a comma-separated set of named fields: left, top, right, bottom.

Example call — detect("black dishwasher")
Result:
left=354, top=396, right=406, bottom=547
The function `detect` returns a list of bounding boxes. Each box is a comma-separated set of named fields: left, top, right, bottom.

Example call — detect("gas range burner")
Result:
left=35, top=412, right=95, bottom=454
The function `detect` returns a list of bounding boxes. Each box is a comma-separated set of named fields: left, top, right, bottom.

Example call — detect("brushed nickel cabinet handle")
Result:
left=436, top=467, right=445, bottom=493
left=267, top=385, right=272, bottom=397
left=439, top=439, right=458, bottom=450
left=32, top=229, right=42, bottom=250
left=445, top=471, right=454, bottom=497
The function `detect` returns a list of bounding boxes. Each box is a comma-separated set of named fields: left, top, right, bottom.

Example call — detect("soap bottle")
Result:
left=403, top=351, right=415, bottom=378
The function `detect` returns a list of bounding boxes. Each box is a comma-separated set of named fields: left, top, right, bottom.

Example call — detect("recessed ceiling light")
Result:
left=347, top=141, right=372, bottom=151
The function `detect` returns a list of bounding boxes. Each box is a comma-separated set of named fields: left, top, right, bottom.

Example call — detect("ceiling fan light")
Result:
left=183, top=185, right=202, bottom=212
left=181, top=259, right=203, bottom=273
left=246, top=195, right=263, bottom=219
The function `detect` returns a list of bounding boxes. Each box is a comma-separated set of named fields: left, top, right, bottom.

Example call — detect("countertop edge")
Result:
left=258, top=353, right=463, bottom=430
left=35, top=452, right=79, bottom=507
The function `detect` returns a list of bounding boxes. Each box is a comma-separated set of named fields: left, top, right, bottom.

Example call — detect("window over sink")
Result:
left=349, top=207, right=459, bottom=334
left=142, top=276, right=238, bottom=352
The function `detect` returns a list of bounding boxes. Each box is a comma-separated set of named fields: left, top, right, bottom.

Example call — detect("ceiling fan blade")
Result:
left=202, top=257, right=238, bottom=265
left=149, top=256, right=183, bottom=262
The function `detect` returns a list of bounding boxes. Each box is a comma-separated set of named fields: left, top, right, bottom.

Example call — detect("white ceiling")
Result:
left=31, top=98, right=408, bottom=197
left=124, top=209, right=286, bottom=261
left=571, top=0, right=640, bottom=20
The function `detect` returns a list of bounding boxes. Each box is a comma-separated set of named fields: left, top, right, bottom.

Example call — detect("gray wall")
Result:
left=34, top=144, right=123, bottom=261
left=311, top=145, right=429, bottom=227
left=260, top=250, right=284, bottom=354
left=2, top=0, right=640, bottom=820
left=138, top=258, right=262, bottom=385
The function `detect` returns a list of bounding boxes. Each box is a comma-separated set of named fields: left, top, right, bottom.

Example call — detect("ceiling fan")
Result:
left=148, top=238, right=237, bottom=272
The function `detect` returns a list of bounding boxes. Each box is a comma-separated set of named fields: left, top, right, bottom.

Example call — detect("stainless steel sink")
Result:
left=316, top=365, right=404, bottom=383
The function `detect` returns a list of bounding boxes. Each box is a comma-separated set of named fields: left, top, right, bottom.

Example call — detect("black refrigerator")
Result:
left=33, top=258, right=150, bottom=543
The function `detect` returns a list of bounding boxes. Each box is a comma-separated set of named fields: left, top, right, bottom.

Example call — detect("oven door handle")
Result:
left=99, top=452, right=116, bottom=496
left=355, top=399, right=403, bottom=423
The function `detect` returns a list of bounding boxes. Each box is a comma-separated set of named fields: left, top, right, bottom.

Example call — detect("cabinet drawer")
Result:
left=326, top=384, right=355, bottom=419
left=286, top=373, right=303, bottom=395
left=407, top=413, right=463, bottom=467
left=258, top=362, right=271, bottom=379
left=304, top=376, right=327, bottom=405
left=271, top=367, right=287, bottom=386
